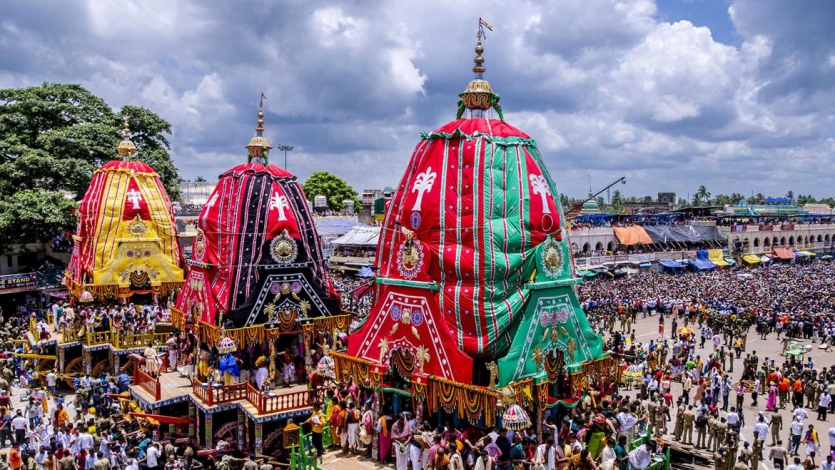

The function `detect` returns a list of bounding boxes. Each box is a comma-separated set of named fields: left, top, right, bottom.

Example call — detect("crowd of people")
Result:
left=31, top=302, right=173, bottom=345
left=570, top=261, right=835, bottom=470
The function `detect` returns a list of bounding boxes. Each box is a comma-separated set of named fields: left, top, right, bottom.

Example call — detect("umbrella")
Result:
left=316, top=355, right=335, bottom=379
left=502, top=404, right=531, bottom=431
left=677, top=327, right=695, bottom=336
left=217, top=337, right=237, bottom=354
left=623, top=365, right=643, bottom=378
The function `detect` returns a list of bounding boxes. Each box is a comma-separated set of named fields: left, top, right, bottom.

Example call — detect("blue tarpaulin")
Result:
left=639, top=263, right=652, bottom=268
left=660, top=260, right=685, bottom=268
left=690, top=259, right=716, bottom=270
left=794, top=251, right=809, bottom=258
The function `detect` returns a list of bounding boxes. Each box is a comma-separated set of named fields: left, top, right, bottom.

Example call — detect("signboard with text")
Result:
left=0, top=273, right=39, bottom=295
left=780, top=224, right=795, bottom=231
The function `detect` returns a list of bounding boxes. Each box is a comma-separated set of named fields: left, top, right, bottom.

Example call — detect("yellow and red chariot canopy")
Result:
left=67, top=160, right=184, bottom=300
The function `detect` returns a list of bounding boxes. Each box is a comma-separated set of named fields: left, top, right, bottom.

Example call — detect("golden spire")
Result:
left=246, top=94, right=272, bottom=163
left=458, top=19, right=499, bottom=119
left=473, top=39, right=485, bottom=75
left=116, top=113, right=137, bottom=160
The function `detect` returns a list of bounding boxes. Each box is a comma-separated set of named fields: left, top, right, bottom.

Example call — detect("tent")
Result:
left=689, top=259, right=716, bottom=270
left=357, top=265, right=375, bottom=278
left=329, top=226, right=381, bottom=247
left=798, top=251, right=816, bottom=257
left=659, top=260, right=685, bottom=269
left=773, top=247, right=796, bottom=260
left=708, top=249, right=729, bottom=267
left=613, top=226, right=653, bottom=245
left=642, top=225, right=727, bottom=244
left=742, top=254, right=760, bottom=264
left=794, top=251, right=809, bottom=258
left=724, top=258, right=737, bottom=266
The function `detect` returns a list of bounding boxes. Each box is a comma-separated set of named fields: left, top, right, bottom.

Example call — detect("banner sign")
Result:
left=758, top=224, right=774, bottom=231
left=0, top=273, right=38, bottom=294
left=780, top=224, right=795, bottom=231
left=730, top=225, right=747, bottom=232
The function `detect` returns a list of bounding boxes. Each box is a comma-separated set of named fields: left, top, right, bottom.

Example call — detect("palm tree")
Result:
left=611, top=190, right=624, bottom=208
left=695, top=185, right=711, bottom=205
left=785, top=190, right=794, bottom=201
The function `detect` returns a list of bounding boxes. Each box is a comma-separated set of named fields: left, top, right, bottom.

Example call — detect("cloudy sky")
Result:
left=2, top=0, right=834, bottom=200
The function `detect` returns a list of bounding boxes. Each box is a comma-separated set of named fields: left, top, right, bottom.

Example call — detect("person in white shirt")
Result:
left=787, top=455, right=803, bottom=470
left=84, top=451, right=95, bottom=470
left=821, top=454, right=835, bottom=470
left=601, top=437, right=617, bottom=463
left=819, top=393, right=832, bottom=421
left=725, top=408, right=740, bottom=431
left=11, top=410, right=27, bottom=446
left=754, top=416, right=770, bottom=444
left=828, top=426, right=835, bottom=449
left=79, top=431, right=93, bottom=452
left=794, top=407, right=808, bottom=422
left=145, top=443, right=161, bottom=470
left=627, top=441, right=655, bottom=470
left=790, top=417, right=805, bottom=454
left=126, top=459, right=139, bottom=470
left=533, top=438, right=556, bottom=470
left=34, top=447, right=46, bottom=470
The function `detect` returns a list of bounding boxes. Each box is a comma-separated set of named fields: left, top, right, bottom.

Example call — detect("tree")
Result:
left=610, top=190, right=624, bottom=209
left=302, top=171, right=360, bottom=211
left=0, top=189, right=77, bottom=248
left=785, top=190, right=794, bottom=201
left=195, top=175, right=207, bottom=182
left=677, top=197, right=690, bottom=208
left=0, top=83, right=179, bottom=249
left=695, top=185, right=711, bottom=205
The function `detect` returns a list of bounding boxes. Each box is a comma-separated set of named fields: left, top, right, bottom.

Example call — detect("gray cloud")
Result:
left=1, top=0, right=833, bottom=199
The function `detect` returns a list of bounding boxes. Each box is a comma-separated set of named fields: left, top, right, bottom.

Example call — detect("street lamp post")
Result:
left=277, top=144, right=293, bottom=170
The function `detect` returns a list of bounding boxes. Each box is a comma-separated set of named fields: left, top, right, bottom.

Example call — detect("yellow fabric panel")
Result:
left=93, top=171, right=129, bottom=270
left=743, top=254, right=760, bottom=264
left=136, top=174, right=178, bottom=262
left=708, top=249, right=729, bottom=266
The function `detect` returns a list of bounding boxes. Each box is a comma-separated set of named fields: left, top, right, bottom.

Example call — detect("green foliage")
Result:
left=302, top=171, right=360, bottom=211
left=0, top=83, right=179, bottom=249
left=0, top=189, right=77, bottom=247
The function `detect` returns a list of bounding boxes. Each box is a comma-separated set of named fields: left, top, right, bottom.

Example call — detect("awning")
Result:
left=708, top=249, right=729, bottom=266
left=690, top=259, right=716, bottom=270
left=743, top=254, right=761, bottom=264
left=639, top=263, right=652, bottom=268
left=642, top=225, right=727, bottom=243
left=613, top=226, right=653, bottom=245
left=794, top=251, right=809, bottom=258
left=659, top=260, right=685, bottom=269
left=773, top=247, right=795, bottom=260
left=821, top=255, right=833, bottom=260
left=724, top=258, right=737, bottom=265
left=760, top=255, right=772, bottom=263
left=799, top=251, right=816, bottom=257
left=575, top=269, right=597, bottom=278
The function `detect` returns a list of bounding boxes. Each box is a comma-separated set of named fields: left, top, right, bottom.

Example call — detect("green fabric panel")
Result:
left=497, top=237, right=604, bottom=385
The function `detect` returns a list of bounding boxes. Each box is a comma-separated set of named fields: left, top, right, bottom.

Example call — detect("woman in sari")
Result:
left=766, top=382, right=778, bottom=411
left=378, top=412, right=393, bottom=462
left=586, top=409, right=609, bottom=460
left=391, top=413, right=413, bottom=470
left=360, top=402, right=374, bottom=452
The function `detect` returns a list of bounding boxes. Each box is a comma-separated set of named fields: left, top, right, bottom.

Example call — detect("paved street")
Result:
left=321, top=312, right=835, bottom=470
left=614, top=312, right=835, bottom=470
